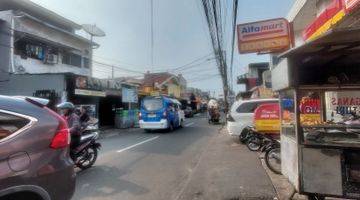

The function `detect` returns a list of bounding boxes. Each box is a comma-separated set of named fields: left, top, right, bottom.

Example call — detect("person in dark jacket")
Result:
left=57, top=102, right=81, bottom=148
left=79, top=106, right=90, bottom=125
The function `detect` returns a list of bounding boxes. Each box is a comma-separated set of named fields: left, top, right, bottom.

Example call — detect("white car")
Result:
left=227, top=98, right=278, bottom=138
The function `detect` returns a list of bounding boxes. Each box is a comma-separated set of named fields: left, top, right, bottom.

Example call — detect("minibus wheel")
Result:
left=168, top=123, right=174, bottom=132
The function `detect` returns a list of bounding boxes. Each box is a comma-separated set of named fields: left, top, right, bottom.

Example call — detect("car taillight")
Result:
left=45, top=107, right=70, bottom=149
left=227, top=114, right=235, bottom=122
left=162, top=111, right=167, bottom=118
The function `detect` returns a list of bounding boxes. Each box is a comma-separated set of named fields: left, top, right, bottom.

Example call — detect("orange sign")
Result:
left=239, top=36, right=290, bottom=54
left=237, top=18, right=290, bottom=54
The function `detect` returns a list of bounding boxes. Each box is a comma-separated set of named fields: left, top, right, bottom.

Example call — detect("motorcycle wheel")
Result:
left=246, top=137, right=261, bottom=151
left=307, top=195, right=325, bottom=200
left=77, top=146, right=98, bottom=170
left=265, top=147, right=281, bottom=174
left=239, top=129, right=249, bottom=144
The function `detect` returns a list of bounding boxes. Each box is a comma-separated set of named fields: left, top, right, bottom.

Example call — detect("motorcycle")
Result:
left=208, top=107, right=220, bottom=124
left=71, top=121, right=101, bottom=170
left=263, top=139, right=281, bottom=174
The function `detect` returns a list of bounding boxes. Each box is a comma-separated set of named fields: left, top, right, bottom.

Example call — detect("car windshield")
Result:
left=143, top=98, right=163, bottom=111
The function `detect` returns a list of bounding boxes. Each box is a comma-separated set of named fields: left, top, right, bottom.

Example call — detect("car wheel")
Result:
left=144, top=129, right=152, bottom=133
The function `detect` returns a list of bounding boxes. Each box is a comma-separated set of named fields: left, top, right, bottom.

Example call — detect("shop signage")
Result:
left=237, top=18, right=290, bottom=54
left=331, top=96, right=360, bottom=115
left=75, top=76, right=123, bottom=91
left=345, top=0, right=360, bottom=12
left=75, top=89, right=106, bottom=97
left=254, top=103, right=280, bottom=133
left=122, top=85, right=138, bottom=103
left=302, top=0, right=360, bottom=41
left=76, top=76, right=106, bottom=91
left=299, top=98, right=321, bottom=125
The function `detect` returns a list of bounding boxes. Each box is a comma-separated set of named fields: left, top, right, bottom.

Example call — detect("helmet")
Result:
left=56, top=102, right=75, bottom=110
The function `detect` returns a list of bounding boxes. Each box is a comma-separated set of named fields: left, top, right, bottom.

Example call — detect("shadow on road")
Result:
left=131, top=119, right=216, bottom=156
left=74, top=165, right=149, bottom=199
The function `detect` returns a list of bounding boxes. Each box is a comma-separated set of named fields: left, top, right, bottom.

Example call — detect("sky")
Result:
left=30, top=0, right=294, bottom=97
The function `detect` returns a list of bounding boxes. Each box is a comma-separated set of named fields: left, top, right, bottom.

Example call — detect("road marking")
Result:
left=185, top=122, right=194, bottom=127
left=116, top=136, right=159, bottom=153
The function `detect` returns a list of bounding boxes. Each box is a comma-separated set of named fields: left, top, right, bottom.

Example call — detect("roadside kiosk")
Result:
left=272, top=27, right=360, bottom=199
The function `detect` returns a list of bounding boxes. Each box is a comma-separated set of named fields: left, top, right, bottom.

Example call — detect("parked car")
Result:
left=227, top=98, right=278, bottom=139
left=0, top=96, right=75, bottom=200
left=139, top=96, right=185, bottom=131
left=184, top=106, right=194, bottom=118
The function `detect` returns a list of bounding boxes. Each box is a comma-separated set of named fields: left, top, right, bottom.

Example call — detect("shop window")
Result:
left=301, top=90, right=360, bottom=147
left=62, top=52, right=82, bottom=67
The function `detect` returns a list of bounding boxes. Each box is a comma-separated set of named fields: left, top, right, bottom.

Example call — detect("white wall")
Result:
left=14, top=55, right=89, bottom=76
left=15, top=17, right=90, bottom=53
left=0, top=10, right=92, bottom=76
left=281, top=134, right=299, bottom=190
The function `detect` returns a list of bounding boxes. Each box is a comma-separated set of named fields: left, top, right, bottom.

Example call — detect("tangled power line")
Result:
left=200, top=0, right=238, bottom=113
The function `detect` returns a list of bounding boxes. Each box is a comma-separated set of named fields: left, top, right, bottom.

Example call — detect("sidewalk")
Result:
left=177, top=129, right=277, bottom=200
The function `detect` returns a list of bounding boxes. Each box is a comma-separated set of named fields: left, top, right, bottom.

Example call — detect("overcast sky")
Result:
left=30, top=0, right=294, bottom=97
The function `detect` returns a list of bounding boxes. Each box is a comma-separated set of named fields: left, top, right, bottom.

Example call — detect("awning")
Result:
left=279, top=27, right=360, bottom=58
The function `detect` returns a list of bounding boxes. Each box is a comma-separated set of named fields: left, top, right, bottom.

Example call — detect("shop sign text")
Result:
left=237, top=18, right=290, bottom=54
left=331, top=97, right=360, bottom=115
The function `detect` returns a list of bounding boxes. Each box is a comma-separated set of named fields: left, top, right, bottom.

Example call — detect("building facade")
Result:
left=0, top=0, right=94, bottom=79
left=141, top=72, right=186, bottom=99
left=273, top=0, right=360, bottom=190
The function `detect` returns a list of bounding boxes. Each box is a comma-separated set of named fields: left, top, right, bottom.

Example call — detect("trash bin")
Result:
left=115, top=108, right=139, bottom=129
left=115, top=108, right=130, bottom=129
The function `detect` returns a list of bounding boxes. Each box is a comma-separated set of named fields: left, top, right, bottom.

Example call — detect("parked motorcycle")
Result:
left=264, top=139, right=281, bottom=174
left=71, top=121, right=101, bottom=170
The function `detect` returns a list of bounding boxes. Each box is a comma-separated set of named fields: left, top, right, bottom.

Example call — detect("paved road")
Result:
left=73, top=115, right=276, bottom=200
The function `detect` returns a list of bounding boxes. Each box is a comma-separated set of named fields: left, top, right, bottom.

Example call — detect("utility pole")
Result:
left=150, top=0, right=154, bottom=68
left=111, top=65, right=114, bottom=79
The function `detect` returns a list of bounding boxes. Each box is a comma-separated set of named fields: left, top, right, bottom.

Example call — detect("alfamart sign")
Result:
left=237, top=18, right=290, bottom=54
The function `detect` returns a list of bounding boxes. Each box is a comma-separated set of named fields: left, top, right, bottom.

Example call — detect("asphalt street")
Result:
left=73, top=115, right=276, bottom=200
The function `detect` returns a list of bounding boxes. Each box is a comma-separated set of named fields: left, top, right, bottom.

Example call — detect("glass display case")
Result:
left=299, top=90, right=360, bottom=148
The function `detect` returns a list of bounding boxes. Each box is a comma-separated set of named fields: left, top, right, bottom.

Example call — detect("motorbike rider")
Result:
left=79, top=106, right=90, bottom=125
left=57, top=102, right=81, bottom=148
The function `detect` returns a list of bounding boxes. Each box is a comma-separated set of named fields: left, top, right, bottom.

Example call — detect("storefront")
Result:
left=272, top=24, right=360, bottom=199
left=66, top=74, right=139, bottom=128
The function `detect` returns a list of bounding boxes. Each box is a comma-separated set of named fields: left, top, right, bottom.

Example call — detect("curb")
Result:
left=258, top=152, right=307, bottom=200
